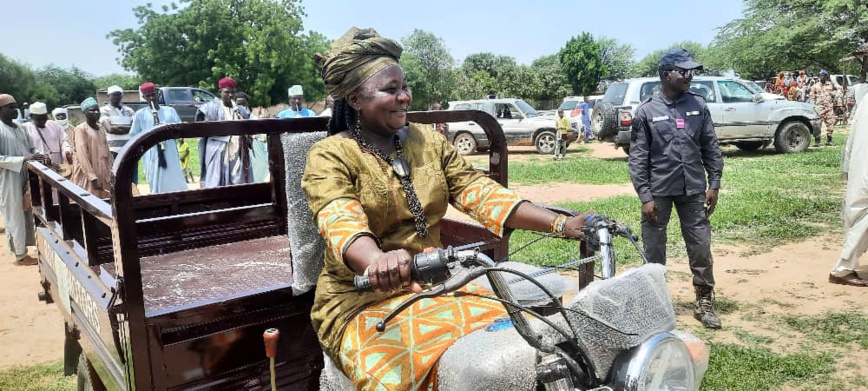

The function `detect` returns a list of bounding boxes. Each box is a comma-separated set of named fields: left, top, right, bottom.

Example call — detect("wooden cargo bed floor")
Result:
left=128, top=236, right=292, bottom=312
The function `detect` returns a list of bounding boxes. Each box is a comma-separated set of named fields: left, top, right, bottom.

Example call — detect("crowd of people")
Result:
left=0, top=79, right=340, bottom=266
left=769, top=70, right=853, bottom=146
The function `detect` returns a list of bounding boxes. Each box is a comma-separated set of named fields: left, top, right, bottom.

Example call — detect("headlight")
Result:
left=610, top=333, right=697, bottom=391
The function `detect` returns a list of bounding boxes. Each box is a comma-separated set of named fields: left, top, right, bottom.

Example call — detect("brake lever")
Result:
left=375, top=267, right=489, bottom=332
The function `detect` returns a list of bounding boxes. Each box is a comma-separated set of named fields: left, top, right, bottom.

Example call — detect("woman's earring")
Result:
left=355, top=114, right=362, bottom=131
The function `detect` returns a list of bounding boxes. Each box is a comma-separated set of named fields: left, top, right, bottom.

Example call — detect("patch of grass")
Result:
left=700, top=343, right=835, bottom=390
left=506, top=142, right=844, bottom=263
left=507, top=195, right=645, bottom=267
left=732, top=327, right=775, bottom=345
left=783, top=313, right=868, bottom=348
left=509, top=157, right=630, bottom=185
left=505, top=137, right=844, bottom=256
left=0, top=361, right=74, bottom=391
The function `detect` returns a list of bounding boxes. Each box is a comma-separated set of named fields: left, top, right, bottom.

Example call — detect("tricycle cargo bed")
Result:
left=99, top=235, right=292, bottom=314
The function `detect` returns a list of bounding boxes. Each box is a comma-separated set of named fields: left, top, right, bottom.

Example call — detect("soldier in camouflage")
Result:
left=809, top=70, right=842, bottom=146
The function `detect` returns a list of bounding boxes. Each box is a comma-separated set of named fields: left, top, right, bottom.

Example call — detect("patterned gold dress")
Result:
left=302, top=123, right=525, bottom=390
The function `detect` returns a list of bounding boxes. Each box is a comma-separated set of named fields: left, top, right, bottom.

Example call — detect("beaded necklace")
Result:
left=351, top=126, right=428, bottom=237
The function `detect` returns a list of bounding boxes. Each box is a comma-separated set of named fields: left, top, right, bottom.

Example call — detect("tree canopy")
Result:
left=597, top=36, right=635, bottom=81
left=712, top=0, right=868, bottom=80
left=400, top=29, right=455, bottom=110
left=0, top=54, right=98, bottom=108
left=108, top=0, right=327, bottom=107
left=558, top=33, right=606, bottom=95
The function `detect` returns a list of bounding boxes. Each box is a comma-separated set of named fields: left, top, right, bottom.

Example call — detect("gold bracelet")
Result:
left=550, top=214, right=568, bottom=237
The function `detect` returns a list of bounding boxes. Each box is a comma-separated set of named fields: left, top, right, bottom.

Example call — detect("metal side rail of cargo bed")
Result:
left=28, top=110, right=589, bottom=390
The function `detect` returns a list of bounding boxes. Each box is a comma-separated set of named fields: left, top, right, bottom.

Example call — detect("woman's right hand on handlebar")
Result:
left=365, top=249, right=421, bottom=293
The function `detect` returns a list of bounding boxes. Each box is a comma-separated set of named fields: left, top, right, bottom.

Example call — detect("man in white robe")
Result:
left=196, top=77, right=251, bottom=188
left=25, top=102, right=72, bottom=168
left=0, top=94, right=38, bottom=265
left=129, top=82, right=188, bottom=194
left=830, top=96, right=868, bottom=287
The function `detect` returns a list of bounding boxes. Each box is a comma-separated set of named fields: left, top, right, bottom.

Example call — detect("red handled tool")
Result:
left=263, top=328, right=280, bottom=391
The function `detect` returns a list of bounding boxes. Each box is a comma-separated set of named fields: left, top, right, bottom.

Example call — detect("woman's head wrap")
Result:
left=316, top=27, right=403, bottom=99
left=80, top=97, right=98, bottom=112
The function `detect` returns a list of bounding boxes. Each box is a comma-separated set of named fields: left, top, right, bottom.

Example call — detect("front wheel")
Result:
left=535, top=130, right=558, bottom=154
left=452, top=133, right=478, bottom=155
left=773, top=121, right=811, bottom=153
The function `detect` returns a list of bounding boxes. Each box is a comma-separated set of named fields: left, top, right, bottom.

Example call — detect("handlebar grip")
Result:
left=353, top=248, right=453, bottom=294
left=354, top=274, right=373, bottom=293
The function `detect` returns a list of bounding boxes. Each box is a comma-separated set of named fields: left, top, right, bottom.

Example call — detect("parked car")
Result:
left=591, top=76, right=822, bottom=154
left=832, top=74, right=861, bottom=91
left=120, top=87, right=217, bottom=122
left=558, top=95, right=604, bottom=133
left=447, top=98, right=578, bottom=155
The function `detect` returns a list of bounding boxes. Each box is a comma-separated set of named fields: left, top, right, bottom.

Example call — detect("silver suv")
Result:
left=447, top=98, right=578, bottom=155
left=592, top=76, right=822, bottom=154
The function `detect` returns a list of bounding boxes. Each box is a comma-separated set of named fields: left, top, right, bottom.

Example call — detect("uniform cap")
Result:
left=659, top=49, right=703, bottom=70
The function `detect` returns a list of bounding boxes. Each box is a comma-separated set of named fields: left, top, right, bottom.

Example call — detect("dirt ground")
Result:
left=1, top=142, right=866, bottom=387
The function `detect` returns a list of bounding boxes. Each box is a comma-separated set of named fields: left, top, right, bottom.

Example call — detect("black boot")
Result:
left=694, top=286, right=722, bottom=329
left=813, top=136, right=821, bottom=148
left=825, top=135, right=834, bottom=146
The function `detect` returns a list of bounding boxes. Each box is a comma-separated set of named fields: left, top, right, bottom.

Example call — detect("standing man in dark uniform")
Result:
left=629, top=49, right=724, bottom=329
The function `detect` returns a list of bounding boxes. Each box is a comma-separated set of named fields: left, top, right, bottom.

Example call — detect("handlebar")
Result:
left=347, top=215, right=644, bottom=388
left=355, top=215, right=642, bottom=293
left=353, top=247, right=485, bottom=293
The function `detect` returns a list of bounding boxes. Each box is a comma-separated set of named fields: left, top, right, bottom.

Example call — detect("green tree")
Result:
left=529, top=55, right=571, bottom=107
left=712, top=0, right=868, bottom=80
left=495, top=64, right=541, bottom=105
left=461, top=53, right=516, bottom=79
left=401, top=29, right=455, bottom=109
left=558, top=33, right=606, bottom=95
left=92, top=73, right=143, bottom=90
left=0, top=54, right=58, bottom=106
left=453, top=70, right=497, bottom=101
left=597, top=36, right=636, bottom=81
left=108, top=0, right=324, bottom=107
left=399, top=54, right=432, bottom=109
left=38, top=66, right=95, bottom=107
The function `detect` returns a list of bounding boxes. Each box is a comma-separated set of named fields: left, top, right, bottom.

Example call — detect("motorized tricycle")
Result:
left=29, top=109, right=707, bottom=390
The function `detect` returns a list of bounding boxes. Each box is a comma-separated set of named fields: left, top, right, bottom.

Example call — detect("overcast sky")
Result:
left=2, top=0, right=745, bottom=76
